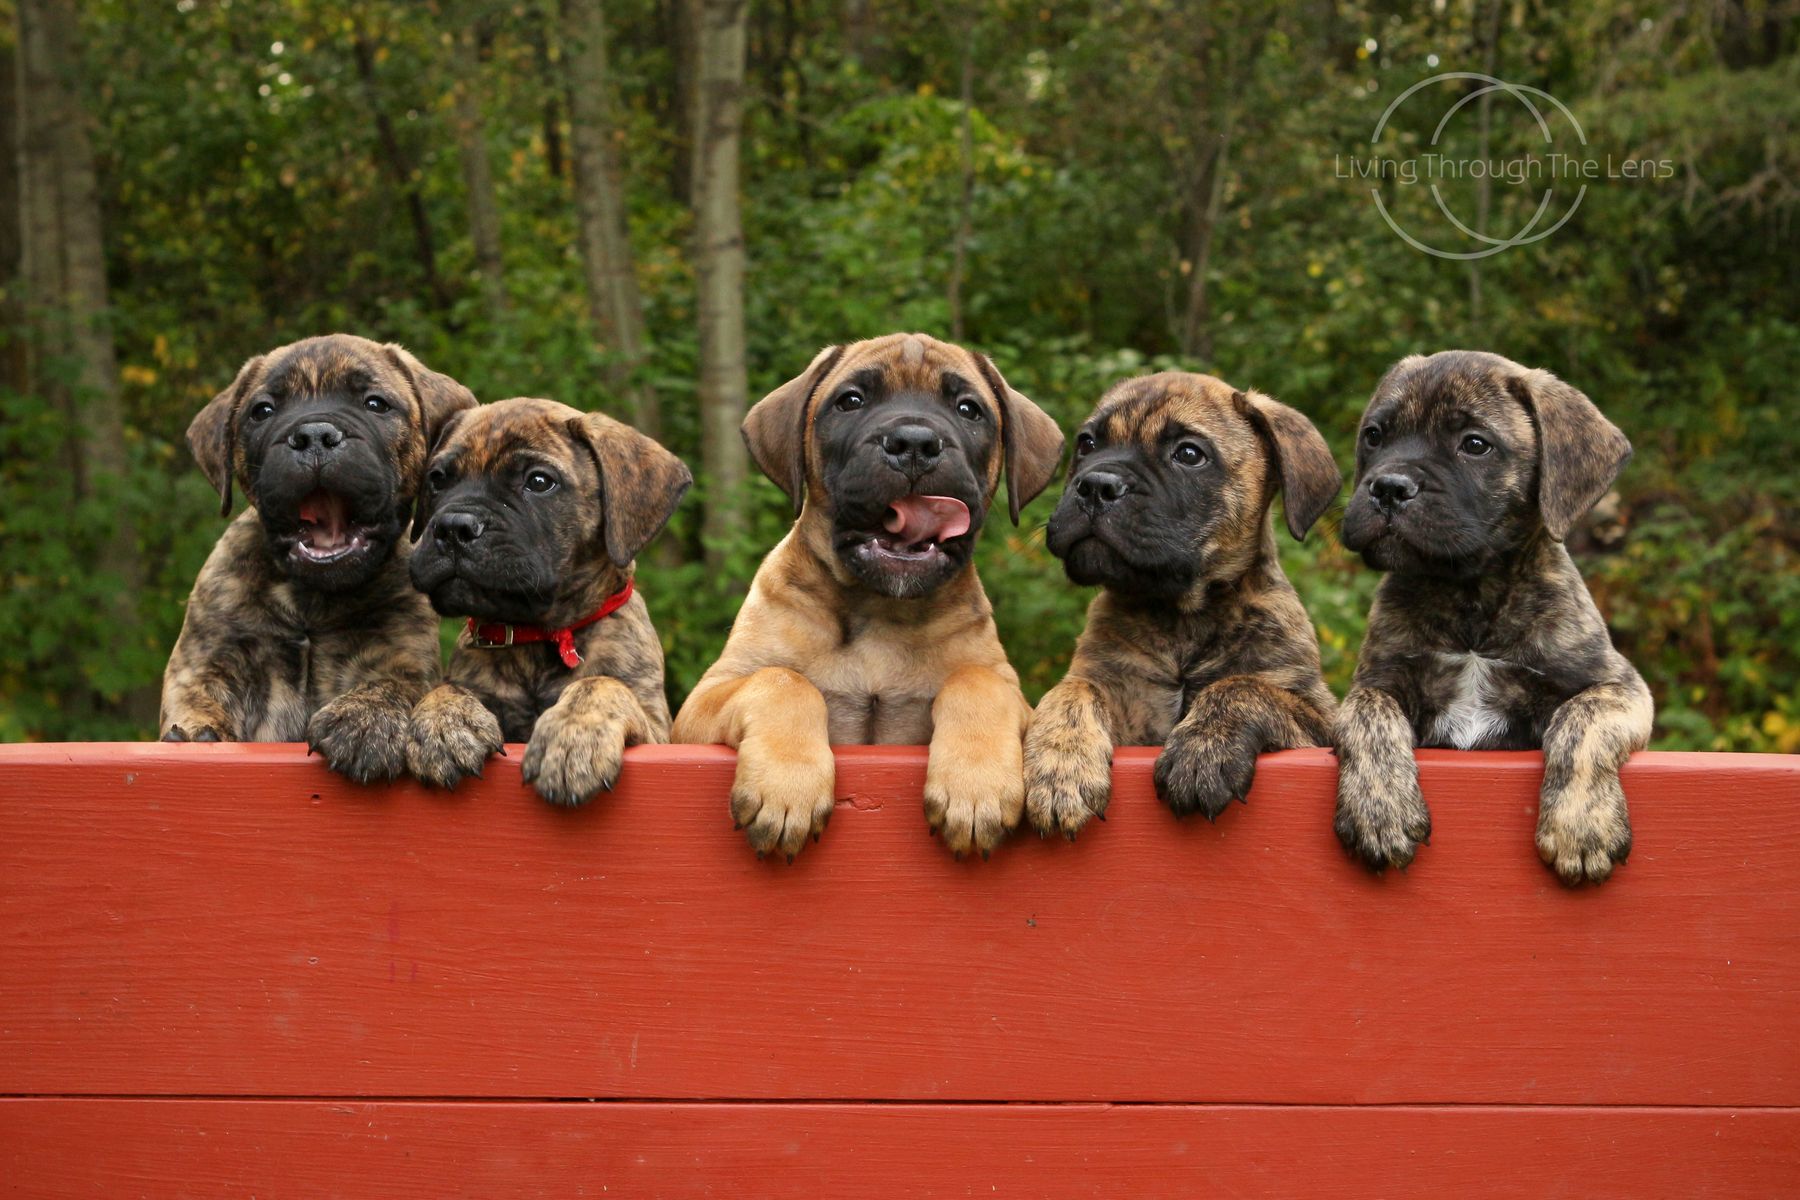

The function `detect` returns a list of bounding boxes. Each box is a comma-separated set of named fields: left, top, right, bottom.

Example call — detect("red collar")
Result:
left=465, top=578, right=635, bottom=670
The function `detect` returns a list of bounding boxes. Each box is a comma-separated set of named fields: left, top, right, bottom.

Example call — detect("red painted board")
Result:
left=1, top=1100, right=1795, bottom=1199
left=1, top=744, right=1797, bottom=1104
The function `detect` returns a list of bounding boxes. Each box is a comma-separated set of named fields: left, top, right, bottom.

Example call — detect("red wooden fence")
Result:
left=1, top=743, right=1796, bottom=1197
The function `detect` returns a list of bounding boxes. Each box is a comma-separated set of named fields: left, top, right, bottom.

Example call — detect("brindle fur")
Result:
left=160, top=335, right=475, bottom=783
left=1333, top=351, right=1653, bottom=884
left=405, top=398, right=689, bottom=805
left=1024, top=373, right=1341, bottom=837
left=671, top=333, right=1065, bottom=860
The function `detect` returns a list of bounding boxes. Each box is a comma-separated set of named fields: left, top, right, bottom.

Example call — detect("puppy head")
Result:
left=409, top=397, right=691, bottom=626
left=1045, top=372, right=1340, bottom=602
left=1340, top=350, right=1631, bottom=577
left=187, top=335, right=475, bottom=592
left=742, top=333, right=1063, bottom=599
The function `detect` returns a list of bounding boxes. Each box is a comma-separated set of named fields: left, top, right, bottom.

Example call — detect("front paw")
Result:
left=406, top=689, right=504, bottom=790
left=520, top=707, right=630, bottom=807
left=1334, top=761, right=1432, bottom=871
left=731, top=733, right=835, bottom=860
left=1023, top=722, right=1112, bottom=840
left=1154, top=722, right=1260, bottom=822
left=925, top=742, right=1025, bottom=859
left=1537, top=772, right=1632, bottom=885
left=308, top=695, right=409, bottom=785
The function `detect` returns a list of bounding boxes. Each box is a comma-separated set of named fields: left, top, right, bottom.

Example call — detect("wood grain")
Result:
left=1, top=744, right=1797, bottom=1104
left=2, top=1100, right=1795, bottom=1199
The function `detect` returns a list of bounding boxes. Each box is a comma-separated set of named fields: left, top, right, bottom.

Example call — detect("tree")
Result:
left=352, top=22, right=451, bottom=313
left=563, top=0, right=656, bottom=436
left=14, top=0, right=152, bottom=723
left=449, top=17, right=507, bottom=324
left=691, top=0, right=748, bottom=569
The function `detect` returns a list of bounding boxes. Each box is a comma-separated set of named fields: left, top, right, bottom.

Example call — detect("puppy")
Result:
left=671, top=333, right=1065, bottom=860
left=1024, top=372, right=1342, bottom=836
left=405, top=398, right=691, bottom=805
left=160, top=335, right=476, bottom=782
left=1333, top=350, right=1653, bottom=884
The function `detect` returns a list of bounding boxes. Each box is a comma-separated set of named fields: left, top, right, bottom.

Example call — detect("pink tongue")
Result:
left=298, top=490, right=350, bottom=548
left=883, top=495, right=971, bottom=547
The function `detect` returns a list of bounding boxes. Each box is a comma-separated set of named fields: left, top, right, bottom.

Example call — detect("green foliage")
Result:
left=3, top=0, right=1796, bottom=751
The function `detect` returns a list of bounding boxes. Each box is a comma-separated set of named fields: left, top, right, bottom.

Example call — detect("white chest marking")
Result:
left=1429, top=652, right=1509, bottom=749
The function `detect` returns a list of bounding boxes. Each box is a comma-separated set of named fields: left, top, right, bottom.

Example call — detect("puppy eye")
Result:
left=955, top=396, right=982, bottom=421
left=523, top=469, right=559, bottom=494
left=364, top=394, right=393, bottom=414
left=834, top=390, right=865, bottom=412
left=1173, top=442, right=1207, bottom=467
left=248, top=399, right=276, bottom=422
left=1460, top=433, right=1493, bottom=456
left=1075, top=432, right=1095, bottom=458
left=426, top=467, right=449, bottom=492
left=1362, top=426, right=1383, bottom=449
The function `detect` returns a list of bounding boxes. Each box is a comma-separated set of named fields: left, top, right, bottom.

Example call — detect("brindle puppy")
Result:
left=405, top=398, right=691, bottom=805
left=1024, top=372, right=1341, bottom=836
left=672, top=333, right=1065, bottom=860
left=160, top=335, right=476, bottom=782
left=1334, top=351, right=1653, bottom=884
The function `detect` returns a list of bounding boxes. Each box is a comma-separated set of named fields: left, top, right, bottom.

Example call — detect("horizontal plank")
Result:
left=1, top=744, right=1797, bottom=1104
left=1, top=1099, right=1795, bottom=1198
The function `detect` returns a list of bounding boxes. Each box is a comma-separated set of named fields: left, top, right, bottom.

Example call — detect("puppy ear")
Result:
left=1507, top=367, right=1631, bottom=540
left=188, top=355, right=263, bottom=518
left=742, top=345, right=842, bottom=515
left=977, top=355, right=1065, bottom=524
left=383, top=343, right=479, bottom=444
left=568, top=411, right=694, bottom=567
left=1237, top=390, right=1342, bottom=540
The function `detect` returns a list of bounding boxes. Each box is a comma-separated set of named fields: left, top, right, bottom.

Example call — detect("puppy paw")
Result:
left=1154, top=721, right=1261, bottom=822
left=731, top=732, right=836, bottom=861
left=925, top=741, right=1025, bottom=859
left=1023, top=722, right=1112, bottom=841
left=1334, top=765, right=1432, bottom=872
left=1537, top=772, right=1632, bottom=885
left=308, top=694, right=409, bottom=785
left=521, top=708, right=630, bottom=807
left=406, top=687, right=504, bottom=790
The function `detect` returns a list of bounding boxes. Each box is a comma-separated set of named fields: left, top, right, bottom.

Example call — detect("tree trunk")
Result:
left=450, top=23, right=507, bottom=323
left=947, top=26, right=975, bottom=342
left=1467, top=0, right=1504, bottom=337
left=17, top=0, right=155, bottom=725
left=1178, top=115, right=1233, bottom=361
left=0, top=36, right=25, bottom=396
left=562, top=0, right=656, bottom=437
left=691, top=0, right=748, bottom=571
left=352, top=30, right=450, bottom=313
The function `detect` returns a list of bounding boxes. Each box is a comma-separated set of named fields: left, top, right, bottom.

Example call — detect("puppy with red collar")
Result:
left=405, top=398, right=691, bottom=804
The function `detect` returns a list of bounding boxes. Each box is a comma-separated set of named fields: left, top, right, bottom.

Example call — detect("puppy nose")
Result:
left=880, top=424, right=944, bottom=469
left=1368, top=472, right=1420, bottom=510
left=287, top=421, right=345, bottom=453
left=1075, top=470, right=1129, bottom=508
left=433, top=511, right=485, bottom=546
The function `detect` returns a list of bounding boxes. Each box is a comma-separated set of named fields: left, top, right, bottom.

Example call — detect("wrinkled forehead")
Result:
left=813, top=333, right=989, bottom=410
left=438, top=398, right=585, bottom=473
left=260, top=338, right=400, bottom=399
left=1373, top=356, right=1536, bottom=444
left=1090, top=372, right=1256, bottom=455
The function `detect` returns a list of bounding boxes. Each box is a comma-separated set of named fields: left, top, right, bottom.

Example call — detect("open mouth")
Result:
left=291, top=489, right=374, bottom=564
left=854, top=494, right=971, bottom=565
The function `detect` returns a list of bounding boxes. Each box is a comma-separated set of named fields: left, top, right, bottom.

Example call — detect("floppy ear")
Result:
left=976, top=355, right=1065, bottom=524
left=742, top=345, right=842, bottom=515
left=188, top=355, right=264, bottom=518
left=1507, top=367, right=1631, bottom=541
left=384, top=343, right=479, bottom=445
left=1237, top=390, right=1343, bottom=540
left=568, top=411, right=694, bottom=567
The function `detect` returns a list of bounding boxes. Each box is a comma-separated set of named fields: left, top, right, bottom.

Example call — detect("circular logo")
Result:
left=1368, top=72, right=1587, bottom=260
